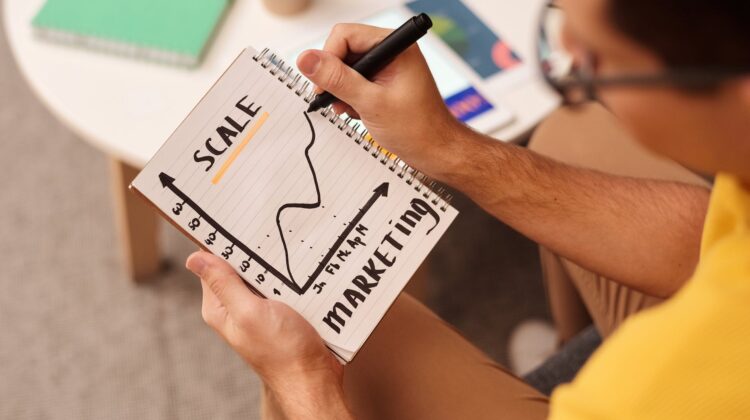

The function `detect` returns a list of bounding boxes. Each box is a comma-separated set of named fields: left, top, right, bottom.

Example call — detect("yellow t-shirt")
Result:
left=550, top=173, right=750, bottom=419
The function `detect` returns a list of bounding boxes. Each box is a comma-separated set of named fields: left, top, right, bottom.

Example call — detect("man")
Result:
left=185, top=0, right=750, bottom=418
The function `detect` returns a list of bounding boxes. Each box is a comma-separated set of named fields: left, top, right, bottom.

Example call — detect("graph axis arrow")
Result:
left=159, top=172, right=389, bottom=295
left=302, top=182, right=388, bottom=287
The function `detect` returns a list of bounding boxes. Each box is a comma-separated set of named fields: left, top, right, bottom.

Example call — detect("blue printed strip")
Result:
left=445, top=86, right=494, bottom=122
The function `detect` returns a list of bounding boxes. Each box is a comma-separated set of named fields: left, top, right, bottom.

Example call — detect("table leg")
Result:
left=109, top=157, right=161, bottom=282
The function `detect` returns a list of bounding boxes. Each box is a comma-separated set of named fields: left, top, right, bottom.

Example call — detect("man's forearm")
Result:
left=266, top=373, right=353, bottom=420
left=427, top=124, right=710, bottom=297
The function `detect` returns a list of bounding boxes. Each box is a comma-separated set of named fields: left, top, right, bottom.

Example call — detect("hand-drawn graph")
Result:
left=275, top=112, right=322, bottom=288
left=160, top=111, right=388, bottom=295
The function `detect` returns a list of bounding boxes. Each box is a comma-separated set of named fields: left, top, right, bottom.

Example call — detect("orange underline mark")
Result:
left=211, top=112, right=270, bottom=185
left=364, top=132, right=396, bottom=160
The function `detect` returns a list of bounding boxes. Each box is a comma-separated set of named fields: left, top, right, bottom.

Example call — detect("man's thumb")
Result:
left=297, top=50, right=374, bottom=109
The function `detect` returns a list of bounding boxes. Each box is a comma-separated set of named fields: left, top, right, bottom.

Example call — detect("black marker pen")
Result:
left=306, top=13, right=433, bottom=113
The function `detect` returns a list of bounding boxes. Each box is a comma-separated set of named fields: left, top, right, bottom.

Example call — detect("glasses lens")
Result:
left=538, top=4, right=596, bottom=105
left=539, top=5, right=573, bottom=83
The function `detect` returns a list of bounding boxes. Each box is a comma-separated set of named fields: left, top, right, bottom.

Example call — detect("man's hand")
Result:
left=296, top=23, right=466, bottom=176
left=186, top=251, right=353, bottom=420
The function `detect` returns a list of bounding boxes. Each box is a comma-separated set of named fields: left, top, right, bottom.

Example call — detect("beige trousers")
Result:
left=529, top=104, right=708, bottom=342
left=263, top=103, right=707, bottom=419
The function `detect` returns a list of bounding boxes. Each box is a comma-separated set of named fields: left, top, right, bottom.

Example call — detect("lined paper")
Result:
left=132, top=48, right=458, bottom=361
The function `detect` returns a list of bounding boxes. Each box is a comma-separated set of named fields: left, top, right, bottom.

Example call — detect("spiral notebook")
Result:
left=130, top=47, right=458, bottom=362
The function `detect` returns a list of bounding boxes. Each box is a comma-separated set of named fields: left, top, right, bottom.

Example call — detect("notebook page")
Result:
left=132, top=47, right=458, bottom=360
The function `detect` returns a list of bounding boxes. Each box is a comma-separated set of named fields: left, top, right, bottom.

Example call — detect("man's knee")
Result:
left=528, top=103, right=610, bottom=165
left=529, top=103, right=709, bottom=185
left=528, top=107, right=576, bottom=157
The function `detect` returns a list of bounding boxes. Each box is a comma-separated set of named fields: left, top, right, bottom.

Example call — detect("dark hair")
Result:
left=609, top=0, right=750, bottom=71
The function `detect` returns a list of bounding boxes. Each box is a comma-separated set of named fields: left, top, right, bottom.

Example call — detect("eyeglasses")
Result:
left=536, top=1, right=747, bottom=105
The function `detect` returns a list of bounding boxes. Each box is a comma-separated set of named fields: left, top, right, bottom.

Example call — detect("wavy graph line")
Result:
left=275, top=111, right=320, bottom=286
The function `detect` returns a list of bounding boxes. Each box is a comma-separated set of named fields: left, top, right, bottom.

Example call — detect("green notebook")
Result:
left=32, top=0, right=230, bottom=67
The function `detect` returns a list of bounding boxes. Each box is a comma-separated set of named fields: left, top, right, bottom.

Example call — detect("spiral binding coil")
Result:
left=252, top=48, right=452, bottom=211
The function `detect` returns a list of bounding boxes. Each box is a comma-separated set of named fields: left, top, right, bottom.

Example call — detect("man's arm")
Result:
left=432, top=127, right=710, bottom=297
left=297, top=23, right=711, bottom=297
left=262, top=376, right=353, bottom=419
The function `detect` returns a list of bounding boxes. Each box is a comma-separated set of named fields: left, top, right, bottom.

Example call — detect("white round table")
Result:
left=5, top=0, right=558, bottom=280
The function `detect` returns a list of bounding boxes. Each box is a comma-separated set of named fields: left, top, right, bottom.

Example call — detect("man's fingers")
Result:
left=332, top=102, right=359, bottom=119
left=200, top=279, right=227, bottom=330
left=322, top=23, right=392, bottom=60
left=186, top=251, right=260, bottom=316
left=297, top=50, right=377, bottom=110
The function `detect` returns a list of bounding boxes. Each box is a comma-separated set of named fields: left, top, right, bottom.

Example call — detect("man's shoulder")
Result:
left=550, top=276, right=750, bottom=419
